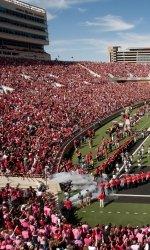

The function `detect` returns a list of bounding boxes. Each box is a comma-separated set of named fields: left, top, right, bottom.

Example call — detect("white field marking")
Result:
left=85, top=210, right=147, bottom=216
left=110, top=193, right=150, bottom=198
left=132, top=134, right=150, bottom=156
left=139, top=119, right=150, bottom=131
left=116, top=116, right=148, bottom=177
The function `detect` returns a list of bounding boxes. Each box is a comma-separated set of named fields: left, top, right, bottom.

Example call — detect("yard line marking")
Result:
left=132, top=134, right=150, bottom=156
left=110, top=194, right=150, bottom=198
left=82, top=210, right=147, bottom=216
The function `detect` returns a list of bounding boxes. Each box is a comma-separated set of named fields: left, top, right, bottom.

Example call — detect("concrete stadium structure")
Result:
left=109, top=46, right=150, bottom=63
left=0, top=0, right=50, bottom=60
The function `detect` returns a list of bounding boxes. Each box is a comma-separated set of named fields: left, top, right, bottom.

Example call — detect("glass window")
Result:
left=0, top=26, right=47, bottom=40
left=0, top=5, right=46, bottom=24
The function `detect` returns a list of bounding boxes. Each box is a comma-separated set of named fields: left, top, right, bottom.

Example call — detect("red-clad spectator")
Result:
left=98, top=191, right=106, bottom=208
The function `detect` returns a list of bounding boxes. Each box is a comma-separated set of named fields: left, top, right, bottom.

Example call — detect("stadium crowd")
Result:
left=0, top=183, right=150, bottom=249
left=0, top=58, right=150, bottom=249
left=0, top=59, right=150, bottom=176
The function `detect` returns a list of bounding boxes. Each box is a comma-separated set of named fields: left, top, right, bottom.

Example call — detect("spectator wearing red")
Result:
left=98, top=191, right=106, bottom=208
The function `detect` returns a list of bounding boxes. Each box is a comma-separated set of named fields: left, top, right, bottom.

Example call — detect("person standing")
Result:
left=98, top=191, right=105, bottom=208
left=78, top=192, right=84, bottom=208
left=85, top=190, right=92, bottom=206
left=63, top=198, right=73, bottom=219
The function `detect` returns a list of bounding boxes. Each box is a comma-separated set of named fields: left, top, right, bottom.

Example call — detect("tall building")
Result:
left=108, top=46, right=150, bottom=63
left=0, top=0, right=50, bottom=60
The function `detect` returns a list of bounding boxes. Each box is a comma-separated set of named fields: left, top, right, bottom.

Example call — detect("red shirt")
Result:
left=64, top=200, right=72, bottom=209
left=98, top=193, right=105, bottom=200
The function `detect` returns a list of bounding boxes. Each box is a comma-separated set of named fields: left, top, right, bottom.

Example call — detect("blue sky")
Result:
left=25, top=0, right=150, bottom=61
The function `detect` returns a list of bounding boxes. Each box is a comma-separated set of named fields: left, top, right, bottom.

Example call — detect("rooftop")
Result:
left=3, top=0, right=46, bottom=14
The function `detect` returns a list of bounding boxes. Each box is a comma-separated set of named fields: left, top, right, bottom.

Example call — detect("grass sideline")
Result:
left=76, top=202, right=150, bottom=227
left=72, top=109, right=149, bottom=169
left=72, top=108, right=150, bottom=227
left=133, top=135, right=150, bottom=167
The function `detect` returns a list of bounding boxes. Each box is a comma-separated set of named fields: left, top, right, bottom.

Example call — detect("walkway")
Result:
left=0, top=176, right=61, bottom=194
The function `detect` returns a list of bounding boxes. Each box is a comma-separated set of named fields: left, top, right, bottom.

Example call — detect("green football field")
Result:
left=76, top=202, right=150, bottom=227
left=133, top=115, right=150, bottom=131
left=72, top=110, right=150, bottom=169
left=132, top=134, right=150, bottom=167
left=71, top=107, right=150, bottom=227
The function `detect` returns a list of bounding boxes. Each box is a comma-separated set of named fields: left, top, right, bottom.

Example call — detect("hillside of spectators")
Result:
left=0, top=58, right=150, bottom=176
left=0, top=184, right=150, bottom=249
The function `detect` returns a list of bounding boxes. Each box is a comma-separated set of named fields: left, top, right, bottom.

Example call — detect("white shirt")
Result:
left=130, top=244, right=140, bottom=250
left=144, top=243, right=149, bottom=250
left=88, top=246, right=97, bottom=250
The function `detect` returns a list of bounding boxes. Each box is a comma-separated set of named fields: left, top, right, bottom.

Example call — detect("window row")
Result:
left=0, top=16, right=47, bottom=32
left=0, top=27, right=48, bottom=41
left=0, top=6, right=46, bottom=24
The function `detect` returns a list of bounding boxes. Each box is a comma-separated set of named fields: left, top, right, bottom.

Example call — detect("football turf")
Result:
left=76, top=201, right=150, bottom=227
left=132, top=134, right=150, bottom=167
left=72, top=109, right=150, bottom=227
left=72, top=111, right=149, bottom=169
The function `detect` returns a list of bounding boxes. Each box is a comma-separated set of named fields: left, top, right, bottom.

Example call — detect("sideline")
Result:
left=110, top=193, right=150, bottom=198
left=132, top=133, right=150, bottom=156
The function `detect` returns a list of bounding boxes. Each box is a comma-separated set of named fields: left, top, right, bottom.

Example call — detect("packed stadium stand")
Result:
left=1, top=0, right=150, bottom=248
left=0, top=58, right=150, bottom=177
left=1, top=183, right=150, bottom=249
left=0, top=56, right=150, bottom=249
left=0, top=182, right=150, bottom=250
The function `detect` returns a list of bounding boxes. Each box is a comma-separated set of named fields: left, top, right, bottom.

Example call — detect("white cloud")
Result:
left=50, top=38, right=108, bottom=60
left=25, top=0, right=99, bottom=9
left=115, top=32, right=150, bottom=49
left=47, top=12, right=56, bottom=21
left=119, top=32, right=150, bottom=43
left=48, top=37, right=107, bottom=61
left=78, top=7, right=87, bottom=13
left=84, top=14, right=135, bottom=31
left=52, top=38, right=106, bottom=49
left=48, top=31, right=150, bottom=61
